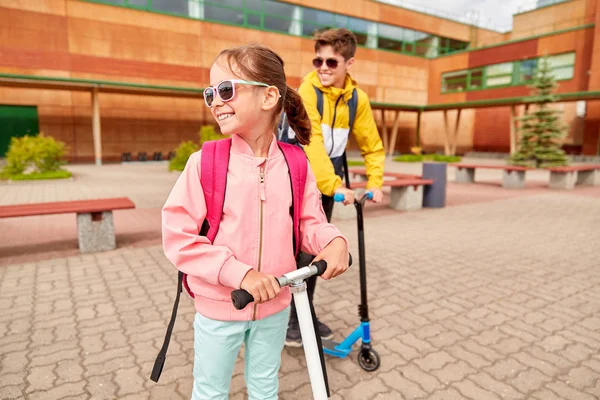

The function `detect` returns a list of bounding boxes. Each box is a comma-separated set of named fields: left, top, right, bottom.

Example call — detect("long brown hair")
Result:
left=215, top=44, right=311, bottom=145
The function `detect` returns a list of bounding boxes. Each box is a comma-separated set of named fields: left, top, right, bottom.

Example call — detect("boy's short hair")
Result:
left=313, top=28, right=357, bottom=60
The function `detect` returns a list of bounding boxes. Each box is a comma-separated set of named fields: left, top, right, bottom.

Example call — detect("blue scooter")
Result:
left=323, top=190, right=380, bottom=371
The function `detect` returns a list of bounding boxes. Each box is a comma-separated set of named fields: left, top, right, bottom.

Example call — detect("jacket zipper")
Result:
left=252, top=165, right=266, bottom=321
left=328, top=95, right=344, bottom=156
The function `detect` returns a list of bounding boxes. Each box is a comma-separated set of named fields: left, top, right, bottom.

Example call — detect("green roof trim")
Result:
left=2, top=73, right=599, bottom=112
left=0, top=73, right=205, bottom=96
left=436, top=24, right=594, bottom=59
left=372, top=90, right=600, bottom=112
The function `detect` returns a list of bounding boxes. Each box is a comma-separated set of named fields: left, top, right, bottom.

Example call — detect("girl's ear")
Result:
left=261, top=86, right=281, bottom=111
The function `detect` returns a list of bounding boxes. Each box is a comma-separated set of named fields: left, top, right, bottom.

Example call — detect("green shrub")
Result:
left=199, top=125, right=225, bottom=147
left=3, top=135, right=36, bottom=175
left=393, top=154, right=424, bottom=163
left=32, top=135, right=67, bottom=172
left=3, top=134, right=68, bottom=177
left=430, top=154, right=462, bottom=163
left=347, top=160, right=365, bottom=166
left=169, top=141, right=199, bottom=172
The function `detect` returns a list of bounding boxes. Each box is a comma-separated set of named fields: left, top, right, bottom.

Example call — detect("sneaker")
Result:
left=317, top=319, right=334, bottom=340
left=285, top=320, right=302, bottom=347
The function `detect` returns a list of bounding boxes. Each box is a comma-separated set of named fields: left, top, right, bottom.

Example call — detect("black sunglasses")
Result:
left=312, top=57, right=339, bottom=69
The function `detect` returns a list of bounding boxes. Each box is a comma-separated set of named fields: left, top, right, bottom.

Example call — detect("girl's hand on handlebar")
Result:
left=314, top=237, right=349, bottom=280
left=334, top=187, right=354, bottom=205
left=369, top=188, right=383, bottom=203
left=240, top=270, right=280, bottom=303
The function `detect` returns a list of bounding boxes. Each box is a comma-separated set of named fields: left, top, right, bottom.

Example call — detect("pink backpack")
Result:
left=151, top=138, right=308, bottom=382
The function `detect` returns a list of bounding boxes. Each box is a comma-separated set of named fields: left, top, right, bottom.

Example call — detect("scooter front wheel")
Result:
left=358, top=348, right=380, bottom=371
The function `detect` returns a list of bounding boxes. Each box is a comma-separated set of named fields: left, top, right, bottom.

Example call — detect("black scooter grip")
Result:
left=231, top=289, right=254, bottom=310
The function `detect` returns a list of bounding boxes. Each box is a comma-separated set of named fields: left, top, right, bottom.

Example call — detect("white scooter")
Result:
left=231, top=256, right=352, bottom=399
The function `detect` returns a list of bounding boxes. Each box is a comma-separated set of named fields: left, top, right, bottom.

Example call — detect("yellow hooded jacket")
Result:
left=299, top=70, right=385, bottom=197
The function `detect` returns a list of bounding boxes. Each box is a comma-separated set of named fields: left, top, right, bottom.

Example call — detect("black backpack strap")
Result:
left=313, top=85, right=324, bottom=120
left=150, top=270, right=184, bottom=382
left=348, top=88, right=358, bottom=132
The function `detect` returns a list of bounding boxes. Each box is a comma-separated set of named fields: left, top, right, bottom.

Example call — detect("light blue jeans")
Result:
left=191, top=306, right=290, bottom=400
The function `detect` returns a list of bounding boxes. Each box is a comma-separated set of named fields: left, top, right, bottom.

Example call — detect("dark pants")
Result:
left=289, top=194, right=335, bottom=325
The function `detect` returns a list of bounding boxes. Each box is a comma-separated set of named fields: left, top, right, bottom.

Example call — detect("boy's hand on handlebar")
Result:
left=315, top=237, right=349, bottom=280
left=334, top=187, right=354, bottom=205
left=369, top=188, right=383, bottom=203
left=240, top=270, right=280, bottom=303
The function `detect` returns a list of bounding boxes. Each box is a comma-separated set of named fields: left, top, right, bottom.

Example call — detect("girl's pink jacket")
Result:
left=161, top=134, right=348, bottom=321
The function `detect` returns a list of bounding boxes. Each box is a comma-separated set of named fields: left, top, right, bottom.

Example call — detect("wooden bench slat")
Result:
left=348, top=167, right=420, bottom=180
left=0, top=197, right=135, bottom=218
left=350, top=178, right=433, bottom=189
left=546, top=165, right=600, bottom=172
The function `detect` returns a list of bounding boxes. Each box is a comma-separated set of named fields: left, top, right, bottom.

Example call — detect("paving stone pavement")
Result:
left=1, top=189, right=599, bottom=399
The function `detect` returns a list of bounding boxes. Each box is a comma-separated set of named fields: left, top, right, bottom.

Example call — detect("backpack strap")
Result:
left=348, top=88, right=358, bottom=132
left=313, top=85, right=324, bottom=120
left=200, top=138, right=231, bottom=243
left=277, top=142, right=307, bottom=256
left=150, top=138, right=231, bottom=383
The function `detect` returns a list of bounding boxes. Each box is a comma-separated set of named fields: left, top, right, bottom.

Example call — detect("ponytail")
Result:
left=282, top=86, right=311, bottom=146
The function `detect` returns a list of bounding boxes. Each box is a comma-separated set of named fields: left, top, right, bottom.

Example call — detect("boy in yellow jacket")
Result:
left=285, top=28, right=385, bottom=346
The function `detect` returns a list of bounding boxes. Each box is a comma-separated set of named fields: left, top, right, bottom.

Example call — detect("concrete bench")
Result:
left=0, top=197, right=135, bottom=253
left=452, top=163, right=531, bottom=189
left=547, top=165, right=600, bottom=190
left=332, top=178, right=433, bottom=219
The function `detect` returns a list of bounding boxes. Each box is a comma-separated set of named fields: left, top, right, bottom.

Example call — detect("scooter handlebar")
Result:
left=334, top=191, right=373, bottom=203
left=231, top=255, right=351, bottom=310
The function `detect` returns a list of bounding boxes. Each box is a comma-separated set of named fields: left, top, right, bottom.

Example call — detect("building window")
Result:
left=440, top=52, right=576, bottom=93
left=442, top=70, right=468, bottom=92
left=88, top=0, right=470, bottom=59
left=486, top=62, right=513, bottom=87
left=547, top=52, right=575, bottom=80
left=203, top=1, right=244, bottom=25
left=519, top=59, right=537, bottom=83
left=469, top=69, right=483, bottom=90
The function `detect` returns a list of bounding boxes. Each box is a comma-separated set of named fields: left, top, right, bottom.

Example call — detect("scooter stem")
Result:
left=291, top=281, right=329, bottom=400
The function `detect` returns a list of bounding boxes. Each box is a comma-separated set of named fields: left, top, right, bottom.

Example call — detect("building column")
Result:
left=92, top=87, right=102, bottom=165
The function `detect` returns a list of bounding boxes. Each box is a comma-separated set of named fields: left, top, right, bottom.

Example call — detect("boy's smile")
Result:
left=315, top=45, right=353, bottom=89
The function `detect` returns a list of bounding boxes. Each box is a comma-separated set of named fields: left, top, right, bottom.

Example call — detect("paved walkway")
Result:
left=1, top=160, right=599, bottom=399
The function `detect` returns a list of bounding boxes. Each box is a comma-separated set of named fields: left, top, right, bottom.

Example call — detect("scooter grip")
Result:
left=313, top=259, right=328, bottom=276
left=313, top=254, right=352, bottom=276
left=333, top=193, right=345, bottom=202
left=231, top=289, right=254, bottom=310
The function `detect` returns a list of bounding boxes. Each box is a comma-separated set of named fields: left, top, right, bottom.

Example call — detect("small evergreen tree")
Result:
left=509, top=55, right=569, bottom=168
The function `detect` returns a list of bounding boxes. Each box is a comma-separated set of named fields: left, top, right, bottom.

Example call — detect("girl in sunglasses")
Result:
left=161, top=44, right=350, bottom=399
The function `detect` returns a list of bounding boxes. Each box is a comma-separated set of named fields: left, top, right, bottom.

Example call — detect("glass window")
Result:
left=246, top=12, right=261, bottom=27
left=348, top=17, right=371, bottom=46
left=547, top=52, right=575, bottom=80
left=127, top=0, right=148, bottom=6
left=442, top=70, right=468, bottom=93
left=486, top=62, right=513, bottom=86
left=204, top=1, right=245, bottom=25
left=151, top=0, right=187, bottom=14
left=263, top=0, right=296, bottom=33
left=378, top=23, right=406, bottom=52
left=414, top=34, right=435, bottom=57
left=245, top=0, right=262, bottom=12
left=469, top=69, right=483, bottom=90
left=519, top=59, right=537, bottom=83
left=302, top=9, right=336, bottom=36
left=547, top=52, right=575, bottom=67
